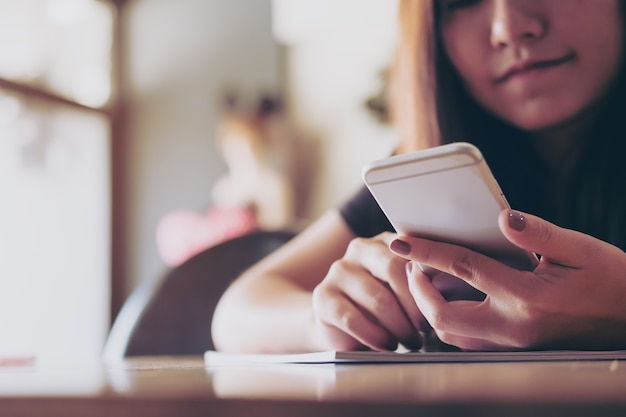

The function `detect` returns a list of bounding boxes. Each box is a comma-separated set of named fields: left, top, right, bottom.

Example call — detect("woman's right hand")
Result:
left=311, top=232, right=426, bottom=352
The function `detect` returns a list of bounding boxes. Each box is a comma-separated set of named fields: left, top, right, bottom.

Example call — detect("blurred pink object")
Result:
left=156, top=206, right=258, bottom=267
left=0, top=356, right=36, bottom=367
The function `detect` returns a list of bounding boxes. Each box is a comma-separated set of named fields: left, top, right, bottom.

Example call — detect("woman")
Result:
left=212, top=0, right=626, bottom=353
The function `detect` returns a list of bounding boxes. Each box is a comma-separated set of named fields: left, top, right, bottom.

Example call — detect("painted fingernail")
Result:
left=508, top=210, right=526, bottom=231
left=390, top=239, right=411, bottom=255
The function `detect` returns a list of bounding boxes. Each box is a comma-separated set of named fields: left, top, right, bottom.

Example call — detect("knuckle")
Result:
left=382, top=257, right=404, bottom=282
left=311, top=283, right=325, bottom=304
left=367, top=291, right=395, bottom=313
left=312, top=286, right=346, bottom=327
left=312, top=274, right=344, bottom=311
left=311, top=284, right=331, bottom=313
left=428, top=308, right=448, bottom=330
left=345, top=237, right=369, bottom=256
left=449, top=252, right=479, bottom=280
left=378, top=231, right=397, bottom=242
left=338, top=309, right=361, bottom=333
left=536, top=220, right=556, bottom=245
left=327, top=259, right=349, bottom=278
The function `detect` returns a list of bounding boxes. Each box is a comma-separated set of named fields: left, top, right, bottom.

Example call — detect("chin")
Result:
left=500, top=106, right=584, bottom=133
left=500, top=92, right=602, bottom=133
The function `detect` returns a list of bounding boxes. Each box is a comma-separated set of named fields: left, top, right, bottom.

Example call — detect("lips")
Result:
left=495, top=52, right=576, bottom=84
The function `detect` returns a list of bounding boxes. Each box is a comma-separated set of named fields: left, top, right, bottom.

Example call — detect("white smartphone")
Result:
left=362, top=142, right=539, bottom=271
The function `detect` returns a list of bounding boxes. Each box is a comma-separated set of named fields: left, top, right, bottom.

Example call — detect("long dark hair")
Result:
left=390, top=0, right=626, bottom=249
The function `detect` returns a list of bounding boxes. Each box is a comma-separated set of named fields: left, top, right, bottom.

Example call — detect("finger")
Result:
left=499, top=210, right=591, bottom=268
left=406, top=261, right=504, bottom=346
left=340, top=262, right=422, bottom=349
left=391, top=237, right=526, bottom=299
left=391, top=266, right=432, bottom=334
left=430, top=269, right=486, bottom=302
left=348, top=235, right=428, bottom=338
left=314, top=287, right=396, bottom=351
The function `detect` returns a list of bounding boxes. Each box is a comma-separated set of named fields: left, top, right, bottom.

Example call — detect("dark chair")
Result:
left=103, top=229, right=295, bottom=361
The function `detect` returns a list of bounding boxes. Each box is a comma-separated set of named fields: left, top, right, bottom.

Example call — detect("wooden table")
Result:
left=1, top=356, right=626, bottom=416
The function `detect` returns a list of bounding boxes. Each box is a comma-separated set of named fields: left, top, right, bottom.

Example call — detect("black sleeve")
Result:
left=338, top=186, right=394, bottom=238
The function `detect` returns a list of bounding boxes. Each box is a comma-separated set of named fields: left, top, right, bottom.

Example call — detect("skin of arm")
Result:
left=211, top=209, right=426, bottom=354
left=390, top=209, right=626, bottom=351
left=211, top=210, right=357, bottom=353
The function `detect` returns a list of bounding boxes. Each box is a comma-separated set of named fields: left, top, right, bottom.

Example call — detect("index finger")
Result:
left=389, top=237, right=528, bottom=298
left=344, top=234, right=427, bottom=339
left=406, top=262, right=505, bottom=349
left=353, top=233, right=430, bottom=332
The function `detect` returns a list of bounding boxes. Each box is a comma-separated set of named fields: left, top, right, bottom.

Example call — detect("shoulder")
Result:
left=338, top=186, right=394, bottom=238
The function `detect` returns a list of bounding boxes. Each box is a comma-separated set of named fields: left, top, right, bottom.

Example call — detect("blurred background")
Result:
left=0, top=0, right=398, bottom=363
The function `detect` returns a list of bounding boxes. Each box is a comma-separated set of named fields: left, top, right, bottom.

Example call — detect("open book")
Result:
left=205, top=349, right=626, bottom=366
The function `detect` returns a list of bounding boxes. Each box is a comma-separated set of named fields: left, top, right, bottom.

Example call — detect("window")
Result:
left=0, top=0, right=119, bottom=364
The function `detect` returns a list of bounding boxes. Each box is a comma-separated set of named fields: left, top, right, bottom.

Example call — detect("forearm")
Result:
left=211, top=273, right=322, bottom=353
left=211, top=210, right=356, bottom=353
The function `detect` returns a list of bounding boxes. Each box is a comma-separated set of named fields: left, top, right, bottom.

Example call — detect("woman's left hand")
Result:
left=389, top=209, right=626, bottom=351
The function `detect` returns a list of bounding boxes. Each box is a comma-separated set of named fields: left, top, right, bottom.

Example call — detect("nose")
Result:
left=489, top=0, right=546, bottom=49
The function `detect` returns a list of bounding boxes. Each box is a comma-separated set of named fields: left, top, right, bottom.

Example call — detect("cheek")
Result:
left=583, top=31, right=623, bottom=89
left=445, top=50, right=496, bottom=120
left=553, top=3, right=624, bottom=101
left=443, top=29, right=489, bottom=94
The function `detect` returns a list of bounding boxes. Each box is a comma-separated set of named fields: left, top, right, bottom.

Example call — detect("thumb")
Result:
left=498, top=209, right=587, bottom=268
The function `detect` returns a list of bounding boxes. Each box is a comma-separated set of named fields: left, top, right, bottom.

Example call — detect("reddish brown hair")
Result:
left=390, top=0, right=439, bottom=153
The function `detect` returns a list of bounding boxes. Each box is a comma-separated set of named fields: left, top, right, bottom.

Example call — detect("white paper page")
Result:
left=205, top=349, right=626, bottom=366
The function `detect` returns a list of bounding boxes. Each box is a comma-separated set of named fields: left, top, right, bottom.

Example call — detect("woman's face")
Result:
left=439, top=0, right=623, bottom=132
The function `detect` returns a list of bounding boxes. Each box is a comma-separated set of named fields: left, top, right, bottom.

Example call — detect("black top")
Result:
left=339, top=185, right=393, bottom=238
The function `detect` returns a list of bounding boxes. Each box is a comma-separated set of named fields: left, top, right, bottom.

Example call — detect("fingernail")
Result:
left=405, top=261, right=413, bottom=276
left=508, top=210, right=526, bottom=231
left=390, top=239, right=411, bottom=255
